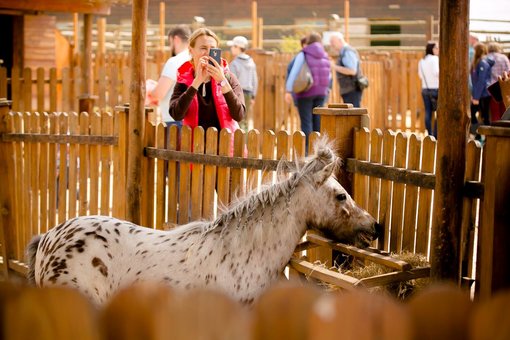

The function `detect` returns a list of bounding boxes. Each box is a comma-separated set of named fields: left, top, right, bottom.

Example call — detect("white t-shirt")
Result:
left=418, top=55, right=439, bottom=89
left=159, top=50, right=190, bottom=122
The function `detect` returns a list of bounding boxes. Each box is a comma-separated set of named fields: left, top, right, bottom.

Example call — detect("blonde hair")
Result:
left=189, top=27, right=220, bottom=48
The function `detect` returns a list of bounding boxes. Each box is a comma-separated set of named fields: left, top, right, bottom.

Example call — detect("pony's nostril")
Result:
left=374, top=222, right=384, bottom=239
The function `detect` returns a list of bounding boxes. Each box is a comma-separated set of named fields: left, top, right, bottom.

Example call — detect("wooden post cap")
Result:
left=478, top=123, right=510, bottom=138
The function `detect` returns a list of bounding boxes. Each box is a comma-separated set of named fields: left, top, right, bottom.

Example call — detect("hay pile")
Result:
left=328, top=251, right=430, bottom=300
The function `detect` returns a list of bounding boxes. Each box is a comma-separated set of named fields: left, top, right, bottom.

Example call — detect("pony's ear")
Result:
left=313, top=161, right=335, bottom=186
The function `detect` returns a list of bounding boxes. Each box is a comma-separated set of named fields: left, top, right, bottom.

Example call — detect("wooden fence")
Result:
left=0, top=101, right=488, bottom=289
left=1, top=50, right=426, bottom=133
left=2, top=281, right=510, bottom=340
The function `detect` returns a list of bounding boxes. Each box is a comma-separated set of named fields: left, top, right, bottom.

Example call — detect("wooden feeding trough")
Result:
left=289, top=233, right=430, bottom=293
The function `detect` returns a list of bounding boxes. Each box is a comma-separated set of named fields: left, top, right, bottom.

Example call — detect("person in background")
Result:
left=284, top=32, right=330, bottom=149
left=149, top=25, right=191, bottom=132
left=486, top=42, right=510, bottom=121
left=169, top=28, right=245, bottom=135
left=287, top=36, right=308, bottom=107
left=418, top=41, right=440, bottom=138
left=499, top=71, right=510, bottom=120
left=329, top=31, right=362, bottom=107
left=227, top=35, right=258, bottom=131
left=470, top=42, right=495, bottom=141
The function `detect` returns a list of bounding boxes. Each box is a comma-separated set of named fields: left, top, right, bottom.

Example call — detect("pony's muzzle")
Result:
left=374, top=222, right=383, bottom=240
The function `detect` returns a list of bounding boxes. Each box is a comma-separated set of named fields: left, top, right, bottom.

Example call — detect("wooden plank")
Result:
left=39, top=113, right=49, bottom=233
left=402, top=134, right=421, bottom=252
left=0, top=67, right=6, bottom=98
left=78, top=112, right=90, bottom=216
left=261, top=130, right=275, bottom=185
left=202, top=128, right=218, bottom=221
left=89, top=112, right=101, bottom=215
left=288, top=257, right=358, bottom=290
left=23, top=68, right=32, bottom=113
left=36, top=68, right=45, bottom=113
left=2, top=133, right=118, bottom=145
left=461, top=139, right=482, bottom=279
left=353, top=127, right=369, bottom=210
left=109, top=66, right=119, bottom=110
left=415, top=136, right=436, bottom=255
left=378, top=130, right=395, bottom=251
left=73, top=66, right=81, bottom=111
left=246, top=129, right=260, bottom=193
left=166, top=125, right=180, bottom=224
left=230, top=129, right=245, bottom=200
left=356, top=267, right=430, bottom=288
left=155, top=123, right=165, bottom=229
left=61, top=68, right=71, bottom=112
left=389, top=132, right=407, bottom=253
left=190, top=127, right=205, bottom=221
left=57, top=113, right=69, bottom=223
left=141, top=118, right=156, bottom=228
left=100, top=112, right=113, bottom=216
left=68, top=112, right=79, bottom=218
left=368, top=129, right=382, bottom=225
left=11, top=68, right=20, bottom=112
left=29, top=113, right=40, bottom=235
left=47, top=112, right=57, bottom=229
left=217, top=129, right=232, bottom=208
left=178, top=126, right=192, bottom=225
left=49, top=68, right=57, bottom=112
left=306, top=234, right=412, bottom=271
left=292, top=131, right=306, bottom=161
left=97, top=66, right=106, bottom=109
left=12, top=113, right=24, bottom=260
left=112, top=108, right=127, bottom=219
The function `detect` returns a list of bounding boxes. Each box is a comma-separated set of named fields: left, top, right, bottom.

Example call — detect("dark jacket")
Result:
left=471, top=57, right=495, bottom=100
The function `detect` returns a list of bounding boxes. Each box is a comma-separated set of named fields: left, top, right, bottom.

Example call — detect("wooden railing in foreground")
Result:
left=1, top=281, right=510, bottom=340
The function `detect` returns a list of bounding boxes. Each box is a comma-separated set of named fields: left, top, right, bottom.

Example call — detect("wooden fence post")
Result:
left=314, top=103, right=370, bottom=194
left=477, top=122, right=510, bottom=300
left=310, top=103, right=370, bottom=266
left=0, top=98, right=14, bottom=278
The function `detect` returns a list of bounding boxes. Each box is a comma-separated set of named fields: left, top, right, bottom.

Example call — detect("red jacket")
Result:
left=177, top=60, right=240, bottom=133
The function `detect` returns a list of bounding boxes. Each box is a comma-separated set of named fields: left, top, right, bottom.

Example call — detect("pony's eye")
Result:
left=336, top=193, right=346, bottom=201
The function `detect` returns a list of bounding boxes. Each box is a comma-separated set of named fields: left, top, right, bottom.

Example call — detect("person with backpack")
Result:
left=329, top=31, right=363, bottom=108
left=284, top=32, right=330, bottom=149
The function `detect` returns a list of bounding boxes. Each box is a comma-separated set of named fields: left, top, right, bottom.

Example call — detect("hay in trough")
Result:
left=325, top=251, right=430, bottom=300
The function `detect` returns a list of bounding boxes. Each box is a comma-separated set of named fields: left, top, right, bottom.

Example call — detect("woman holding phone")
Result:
left=169, top=28, right=245, bottom=133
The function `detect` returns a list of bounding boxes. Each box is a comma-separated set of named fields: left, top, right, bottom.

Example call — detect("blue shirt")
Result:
left=286, top=52, right=305, bottom=92
left=340, top=46, right=359, bottom=71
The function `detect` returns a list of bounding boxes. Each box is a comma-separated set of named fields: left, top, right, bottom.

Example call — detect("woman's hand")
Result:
left=191, top=57, right=209, bottom=89
left=206, top=56, right=227, bottom=83
left=285, top=92, right=293, bottom=104
left=471, top=98, right=479, bottom=105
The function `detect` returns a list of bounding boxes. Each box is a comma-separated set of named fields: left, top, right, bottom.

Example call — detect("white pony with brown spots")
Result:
left=26, top=139, right=381, bottom=306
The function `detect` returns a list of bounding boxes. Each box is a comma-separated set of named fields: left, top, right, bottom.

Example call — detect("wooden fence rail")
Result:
left=1, top=50, right=427, bottom=133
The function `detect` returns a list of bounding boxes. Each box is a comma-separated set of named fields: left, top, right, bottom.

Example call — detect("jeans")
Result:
left=470, top=96, right=491, bottom=137
left=296, top=95, right=325, bottom=150
left=421, top=89, right=438, bottom=137
left=341, top=90, right=362, bottom=108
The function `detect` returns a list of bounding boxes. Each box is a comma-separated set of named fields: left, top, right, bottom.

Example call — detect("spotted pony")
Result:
left=27, top=139, right=381, bottom=306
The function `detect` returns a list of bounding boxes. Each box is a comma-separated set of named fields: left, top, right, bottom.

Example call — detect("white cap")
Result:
left=227, top=36, right=249, bottom=49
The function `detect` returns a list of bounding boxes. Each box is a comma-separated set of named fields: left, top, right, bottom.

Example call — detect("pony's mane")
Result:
left=202, top=137, right=338, bottom=235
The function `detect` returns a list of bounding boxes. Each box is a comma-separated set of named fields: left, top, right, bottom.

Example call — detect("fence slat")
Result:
left=378, top=130, right=396, bottom=251
left=68, top=112, right=79, bottom=218
left=368, top=129, right=383, bottom=226
left=402, top=134, right=421, bottom=252
left=89, top=112, right=101, bottom=215
left=39, top=113, right=49, bottom=233
left=155, top=123, right=165, bottom=229
left=79, top=112, right=90, bottom=216
left=389, top=133, right=408, bottom=253
left=178, top=126, right=192, bottom=225
left=100, top=112, right=113, bottom=216
left=202, top=128, right=218, bottom=221
left=49, top=68, right=57, bottom=112
left=262, top=130, right=275, bottom=185
left=415, top=136, right=436, bottom=256
left=12, top=113, right=23, bottom=260
left=166, top=125, right=180, bottom=225
left=57, top=113, right=69, bottom=223
left=112, top=108, right=127, bottom=219
left=353, top=128, right=370, bottom=210
left=246, top=130, right=260, bottom=193
left=141, top=119, right=156, bottom=228
left=230, top=129, right=245, bottom=199
left=217, top=129, right=232, bottom=207
left=190, top=127, right=205, bottom=221
left=62, top=68, right=71, bottom=112
left=48, top=112, right=58, bottom=228
left=23, top=68, right=32, bottom=113
left=30, top=112, right=41, bottom=235
left=37, top=68, right=45, bottom=113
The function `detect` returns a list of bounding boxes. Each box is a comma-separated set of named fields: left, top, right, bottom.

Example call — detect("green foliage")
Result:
left=279, top=33, right=307, bottom=53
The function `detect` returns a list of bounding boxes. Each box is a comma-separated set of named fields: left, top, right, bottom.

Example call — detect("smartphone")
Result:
left=209, top=48, right=222, bottom=65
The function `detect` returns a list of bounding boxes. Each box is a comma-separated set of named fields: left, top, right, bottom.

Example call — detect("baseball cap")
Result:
left=227, top=36, right=249, bottom=49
